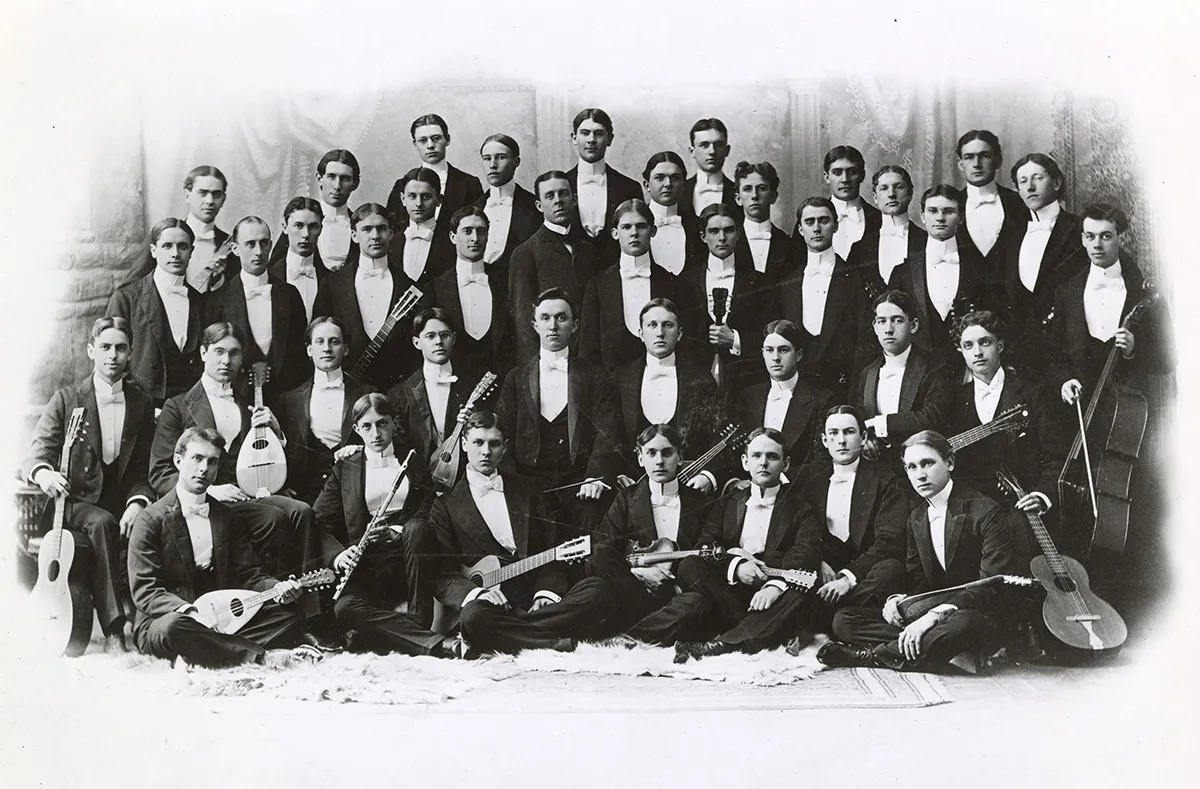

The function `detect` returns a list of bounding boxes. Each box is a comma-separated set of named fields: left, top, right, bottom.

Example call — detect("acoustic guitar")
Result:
left=726, top=547, right=818, bottom=590
left=430, top=372, right=498, bottom=489
left=30, top=407, right=93, bottom=657
left=866, top=403, right=1030, bottom=459
left=235, top=361, right=287, bottom=498
left=997, top=467, right=1127, bottom=653
left=626, top=538, right=724, bottom=567
left=461, top=535, right=592, bottom=590
left=190, top=568, right=336, bottom=634
left=349, top=285, right=424, bottom=380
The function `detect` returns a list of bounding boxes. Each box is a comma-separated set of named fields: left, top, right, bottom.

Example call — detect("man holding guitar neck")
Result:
left=24, top=316, right=154, bottom=649
left=427, top=411, right=616, bottom=654
left=819, top=430, right=1020, bottom=672
left=129, top=427, right=315, bottom=668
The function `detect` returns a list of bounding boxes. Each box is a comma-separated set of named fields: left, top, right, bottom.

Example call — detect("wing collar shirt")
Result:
left=176, top=485, right=213, bottom=571
left=973, top=366, right=1006, bottom=424
left=456, top=257, right=492, bottom=340
left=802, top=249, right=836, bottom=336
left=576, top=160, right=608, bottom=238
left=200, top=373, right=242, bottom=448
left=153, top=268, right=190, bottom=351
left=831, top=197, right=866, bottom=259
left=926, top=479, right=955, bottom=570
left=423, top=361, right=457, bottom=443
left=542, top=218, right=574, bottom=255
left=93, top=375, right=126, bottom=467
left=764, top=372, right=798, bottom=431
left=826, top=457, right=859, bottom=554
left=539, top=347, right=569, bottom=419
left=965, top=183, right=1003, bottom=255
left=355, top=256, right=393, bottom=340
left=641, top=353, right=678, bottom=424
left=648, top=478, right=681, bottom=542
left=728, top=484, right=787, bottom=591
left=618, top=253, right=652, bottom=336
left=743, top=217, right=775, bottom=274
left=1018, top=200, right=1060, bottom=292
left=309, top=368, right=345, bottom=449
left=184, top=214, right=218, bottom=292
left=866, top=343, right=912, bottom=440
left=878, top=214, right=910, bottom=284
left=240, top=270, right=273, bottom=356
left=925, top=235, right=961, bottom=320
left=427, top=161, right=449, bottom=221
left=318, top=202, right=352, bottom=271
left=1084, top=260, right=1126, bottom=342
left=363, top=443, right=409, bottom=518
left=402, top=219, right=436, bottom=282
left=649, top=200, right=686, bottom=275
left=286, top=249, right=318, bottom=322
left=483, top=182, right=515, bottom=264
left=693, top=171, right=726, bottom=214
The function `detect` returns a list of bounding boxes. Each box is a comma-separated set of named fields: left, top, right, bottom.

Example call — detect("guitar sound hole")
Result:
left=1053, top=576, right=1077, bottom=594
left=230, top=599, right=244, bottom=617
left=47, top=561, right=60, bottom=583
left=252, top=439, right=269, bottom=450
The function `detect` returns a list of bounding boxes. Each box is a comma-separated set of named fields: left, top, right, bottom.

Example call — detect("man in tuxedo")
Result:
left=24, top=317, right=154, bottom=647
left=905, top=185, right=993, bottom=370
left=732, top=160, right=792, bottom=281
left=277, top=316, right=373, bottom=505
left=580, top=199, right=676, bottom=369
left=613, top=298, right=724, bottom=490
left=820, top=430, right=1020, bottom=672
left=203, top=216, right=309, bottom=406
left=642, top=151, right=700, bottom=277
left=955, top=130, right=1026, bottom=277
left=857, top=290, right=954, bottom=467
left=682, top=118, right=738, bottom=219
left=267, top=197, right=329, bottom=323
left=774, top=197, right=869, bottom=396
left=508, top=171, right=602, bottom=362
left=791, top=146, right=880, bottom=266
left=387, top=113, right=484, bottom=234
left=181, top=165, right=233, bottom=292
left=588, top=425, right=720, bottom=645
left=673, top=428, right=823, bottom=661
left=495, top=288, right=624, bottom=539
left=149, top=323, right=319, bottom=587
left=566, top=107, right=643, bottom=258
left=731, top=319, right=835, bottom=474
left=268, top=150, right=361, bottom=275
left=792, top=406, right=908, bottom=632
left=853, top=165, right=927, bottom=294
left=107, top=218, right=204, bottom=404
left=471, top=133, right=541, bottom=276
left=314, top=203, right=427, bottom=387
left=388, top=167, right=457, bottom=287
left=429, top=206, right=514, bottom=377
left=428, top=411, right=616, bottom=654
left=129, top=427, right=312, bottom=668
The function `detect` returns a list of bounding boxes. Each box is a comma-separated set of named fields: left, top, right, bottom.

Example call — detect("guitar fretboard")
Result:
left=948, top=407, right=1026, bottom=451
left=480, top=546, right=558, bottom=588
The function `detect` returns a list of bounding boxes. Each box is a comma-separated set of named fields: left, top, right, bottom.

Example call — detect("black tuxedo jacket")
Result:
left=1000, top=207, right=1086, bottom=317
left=429, top=264, right=515, bottom=378
left=901, top=241, right=994, bottom=369
left=674, top=256, right=769, bottom=373
left=469, top=184, right=542, bottom=274
left=856, top=345, right=953, bottom=445
left=904, top=483, right=1018, bottom=611
left=613, top=354, right=726, bottom=476
left=566, top=164, right=644, bottom=258
left=680, top=174, right=739, bottom=220
left=267, top=244, right=333, bottom=288
left=774, top=252, right=870, bottom=390
left=594, top=478, right=717, bottom=551
left=312, top=440, right=434, bottom=566
left=386, top=366, right=478, bottom=466
left=731, top=378, right=835, bottom=471
left=508, top=224, right=602, bottom=362
left=957, top=183, right=1027, bottom=275
left=579, top=261, right=675, bottom=370
left=495, top=352, right=624, bottom=484
left=128, top=490, right=276, bottom=636
left=149, top=379, right=254, bottom=495
left=790, top=201, right=882, bottom=265
left=848, top=220, right=928, bottom=296
left=1045, top=260, right=1174, bottom=393
left=386, top=163, right=485, bottom=237
left=23, top=377, right=156, bottom=510
left=277, top=372, right=373, bottom=500
left=695, top=483, right=822, bottom=575
left=733, top=223, right=794, bottom=282
left=202, top=274, right=309, bottom=402
left=386, top=224, right=457, bottom=287
left=312, top=256, right=431, bottom=386
left=793, top=457, right=908, bottom=580
left=106, top=274, right=204, bottom=400
left=428, top=473, right=568, bottom=608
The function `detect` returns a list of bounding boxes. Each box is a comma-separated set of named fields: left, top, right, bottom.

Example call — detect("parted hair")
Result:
left=464, top=409, right=503, bottom=435
left=317, top=149, right=361, bottom=180
left=532, top=287, right=577, bottom=319
left=174, top=426, right=225, bottom=457
left=398, top=167, right=442, bottom=195
left=184, top=165, right=227, bottom=191
left=871, top=164, right=914, bottom=192
left=479, top=133, right=520, bottom=158
left=350, top=203, right=392, bottom=230
left=230, top=215, right=270, bottom=243
left=534, top=170, right=572, bottom=197
left=200, top=321, right=244, bottom=350
left=639, top=297, right=680, bottom=326
left=351, top=392, right=398, bottom=424
left=572, top=108, right=614, bottom=134
left=450, top=205, right=489, bottom=232
left=823, top=404, right=867, bottom=433
left=698, top=202, right=742, bottom=230
left=412, top=306, right=457, bottom=337
left=956, top=129, right=1003, bottom=160
left=283, top=196, right=324, bottom=222
left=1081, top=202, right=1130, bottom=234
left=762, top=319, right=806, bottom=349
left=744, top=426, right=787, bottom=453
left=636, top=424, right=683, bottom=452
left=796, top=196, right=837, bottom=222
left=613, top=198, right=654, bottom=225
left=90, top=316, right=133, bottom=344
left=823, top=145, right=866, bottom=173
left=410, top=113, right=449, bottom=138
left=734, top=160, right=780, bottom=192
left=872, top=289, right=919, bottom=321
left=642, top=151, right=688, bottom=181
left=304, top=315, right=347, bottom=345
left=1009, top=153, right=1064, bottom=195
left=149, top=217, right=195, bottom=247
left=902, top=429, right=954, bottom=462
left=689, top=117, right=728, bottom=144
left=920, top=184, right=964, bottom=212
left=950, top=309, right=1008, bottom=346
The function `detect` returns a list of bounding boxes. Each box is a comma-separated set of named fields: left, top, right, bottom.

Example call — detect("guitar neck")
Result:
left=948, top=416, right=1011, bottom=452
left=679, top=435, right=731, bottom=483
left=1022, top=510, right=1071, bottom=576
left=354, top=288, right=423, bottom=372
left=481, top=545, right=558, bottom=588
left=633, top=549, right=704, bottom=564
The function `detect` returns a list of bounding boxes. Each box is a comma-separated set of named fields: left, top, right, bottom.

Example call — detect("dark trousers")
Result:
left=832, top=606, right=1001, bottom=671
left=459, top=577, right=615, bottom=654
left=67, top=502, right=128, bottom=635
left=332, top=540, right=443, bottom=656
left=677, top=555, right=814, bottom=651
left=135, top=602, right=305, bottom=668
left=587, top=544, right=711, bottom=645
left=229, top=496, right=318, bottom=578
left=402, top=518, right=436, bottom=629
left=803, top=558, right=906, bottom=634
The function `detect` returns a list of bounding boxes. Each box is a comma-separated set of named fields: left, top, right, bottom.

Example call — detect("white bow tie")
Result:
left=430, top=373, right=458, bottom=386
left=1027, top=220, right=1053, bottom=234
left=829, top=473, right=853, bottom=485
left=290, top=265, right=316, bottom=280
left=709, top=267, right=735, bottom=282
left=194, top=229, right=215, bottom=242
left=542, top=358, right=569, bottom=373
left=162, top=284, right=188, bottom=298
left=325, top=214, right=349, bottom=226
left=458, top=272, right=488, bottom=287
left=208, top=386, right=235, bottom=401
left=183, top=502, right=209, bottom=518
left=969, top=193, right=997, bottom=207
left=315, top=379, right=343, bottom=391
left=645, top=365, right=676, bottom=381
left=621, top=266, right=650, bottom=280
left=245, top=285, right=270, bottom=300
left=806, top=261, right=835, bottom=277
left=1088, top=275, right=1123, bottom=291
left=360, top=266, right=388, bottom=280
left=744, top=229, right=772, bottom=241
left=650, top=494, right=679, bottom=508
left=486, top=193, right=512, bottom=208
left=473, top=475, right=504, bottom=495
left=405, top=226, right=433, bottom=242
left=697, top=183, right=724, bottom=195
left=579, top=174, right=604, bottom=187
left=932, top=253, right=960, bottom=266
left=879, top=366, right=904, bottom=381
left=838, top=208, right=863, bottom=223
left=366, top=453, right=399, bottom=469
left=96, top=391, right=125, bottom=407
left=656, top=215, right=682, bottom=228
left=767, top=387, right=792, bottom=402
left=747, top=496, right=776, bottom=510
left=880, top=222, right=907, bottom=237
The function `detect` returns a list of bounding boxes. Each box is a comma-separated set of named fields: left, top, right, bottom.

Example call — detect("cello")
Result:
left=1055, top=280, right=1161, bottom=565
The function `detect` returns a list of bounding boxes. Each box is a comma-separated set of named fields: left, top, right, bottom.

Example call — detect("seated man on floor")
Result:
left=428, top=411, right=616, bottom=654
left=818, top=430, right=1020, bottom=672
left=588, top=424, right=720, bottom=646
left=128, top=427, right=314, bottom=668
left=673, top=427, right=823, bottom=662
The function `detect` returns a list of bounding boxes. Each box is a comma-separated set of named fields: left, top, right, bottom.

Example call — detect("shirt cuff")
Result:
left=838, top=569, right=858, bottom=587
left=874, top=416, right=890, bottom=439
left=764, top=579, right=788, bottom=593
left=730, top=330, right=742, bottom=356
left=696, top=470, right=717, bottom=490
left=28, top=463, right=54, bottom=486
left=1031, top=492, right=1052, bottom=512
left=125, top=495, right=151, bottom=510
left=727, top=557, right=745, bottom=585
left=930, top=604, right=958, bottom=617
left=176, top=603, right=198, bottom=615
left=462, top=587, right=486, bottom=606
left=533, top=590, right=562, bottom=605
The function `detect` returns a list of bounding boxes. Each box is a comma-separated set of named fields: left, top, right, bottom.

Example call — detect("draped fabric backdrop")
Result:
left=33, top=76, right=1159, bottom=411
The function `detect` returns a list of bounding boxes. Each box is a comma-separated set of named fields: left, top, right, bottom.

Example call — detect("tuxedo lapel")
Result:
left=567, top=360, right=581, bottom=457
left=944, top=490, right=966, bottom=568
left=523, top=359, right=540, bottom=429
left=79, top=378, right=103, bottom=462
left=780, top=385, right=814, bottom=448
left=620, top=357, right=646, bottom=440
left=506, top=479, right=531, bottom=557
left=343, top=455, right=367, bottom=540
left=268, top=281, right=289, bottom=369
left=913, top=511, right=939, bottom=583
left=165, top=495, right=197, bottom=590
left=909, top=250, right=931, bottom=329
left=186, top=385, right=218, bottom=431
left=409, top=372, right=435, bottom=448
left=811, top=257, right=853, bottom=361
left=340, top=375, right=366, bottom=438
left=629, top=481, right=656, bottom=544
left=765, top=486, right=795, bottom=553
left=898, top=349, right=927, bottom=413
left=142, top=277, right=175, bottom=358
left=209, top=498, right=230, bottom=582
left=848, top=467, right=873, bottom=549
left=863, top=362, right=881, bottom=416
left=729, top=493, right=747, bottom=546
left=118, top=383, right=150, bottom=481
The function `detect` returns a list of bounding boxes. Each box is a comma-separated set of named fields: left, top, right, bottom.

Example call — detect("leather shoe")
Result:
left=434, top=635, right=482, bottom=660
left=673, top=640, right=737, bottom=664
left=816, top=641, right=877, bottom=668
left=550, top=637, right=576, bottom=653
left=302, top=630, right=345, bottom=654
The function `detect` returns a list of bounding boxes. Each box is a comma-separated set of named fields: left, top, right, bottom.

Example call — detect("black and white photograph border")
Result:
left=0, top=1, right=1194, bottom=786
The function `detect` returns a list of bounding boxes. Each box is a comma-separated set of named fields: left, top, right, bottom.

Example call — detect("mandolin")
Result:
left=30, top=407, right=93, bottom=657
left=632, top=424, right=747, bottom=488
left=461, top=535, right=592, bottom=590
left=191, top=568, right=336, bottom=634
left=726, top=548, right=818, bottom=590
left=349, top=285, right=424, bottom=380
left=997, top=467, right=1127, bottom=653
left=626, top=538, right=724, bottom=567
left=235, top=361, right=287, bottom=498
left=867, top=404, right=1030, bottom=458
left=430, top=372, right=498, bottom=490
